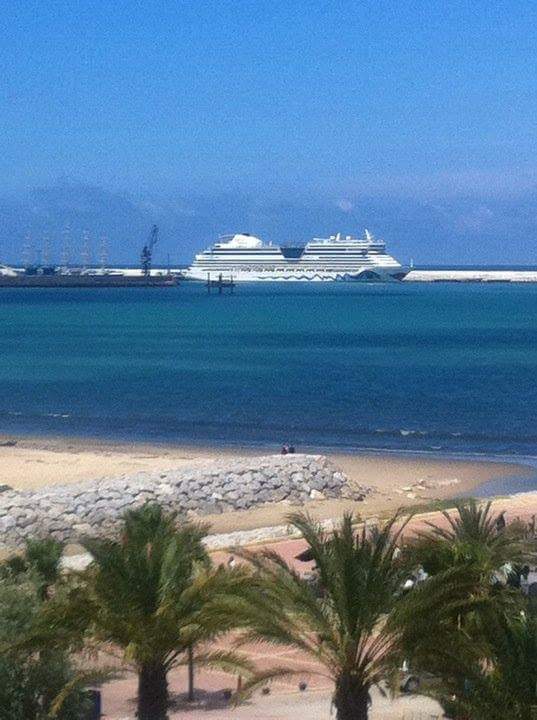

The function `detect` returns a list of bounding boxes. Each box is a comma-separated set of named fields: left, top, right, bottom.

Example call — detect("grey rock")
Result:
left=0, top=515, right=16, bottom=531
left=0, top=454, right=366, bottom=550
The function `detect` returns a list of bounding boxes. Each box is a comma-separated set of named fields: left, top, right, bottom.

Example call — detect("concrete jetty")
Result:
left=404, top=269, right=537, bottom=283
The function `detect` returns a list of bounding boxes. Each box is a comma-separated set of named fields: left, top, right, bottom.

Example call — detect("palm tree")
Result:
left=398, top=499, right=531, bottom=664
left=407, top=499, right=530, bottom=578
left=397, top=585, right=537, bottom=720
left=227, top=512, right=411, bottom=720
left=39, top=504, right=253, bottom=720
left=457, top=603, right=537, bottom=720
left=394, top=500, right=533, bottom=716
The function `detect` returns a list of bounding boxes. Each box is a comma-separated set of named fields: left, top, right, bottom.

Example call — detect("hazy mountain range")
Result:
left=0, top=182, right=536, bottom=266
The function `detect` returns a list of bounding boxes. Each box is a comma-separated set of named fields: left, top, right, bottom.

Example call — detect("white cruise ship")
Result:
left=186, top=230, right=408, bottom=282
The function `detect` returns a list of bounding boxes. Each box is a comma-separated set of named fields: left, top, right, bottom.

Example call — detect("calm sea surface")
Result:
left=1, top=282, right=537, bottom=457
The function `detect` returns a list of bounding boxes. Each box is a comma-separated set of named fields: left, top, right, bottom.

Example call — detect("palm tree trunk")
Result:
left=137, top=662, right=168, bottom=720
left=333, top=675, right=370, bottom=720
left=187, top=644, right=195, bottom=701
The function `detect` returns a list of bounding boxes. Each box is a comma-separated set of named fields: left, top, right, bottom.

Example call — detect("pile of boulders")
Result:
left=0, top=454, right=371, bottom=548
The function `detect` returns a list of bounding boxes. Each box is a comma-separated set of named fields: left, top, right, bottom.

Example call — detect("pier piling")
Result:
left=206, top=272, right=235, bottom=294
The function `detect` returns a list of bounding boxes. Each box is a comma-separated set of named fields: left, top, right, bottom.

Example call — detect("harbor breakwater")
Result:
left=405, top=269, right=537, bottom=282
left=0, top=454, right=368, bottom=548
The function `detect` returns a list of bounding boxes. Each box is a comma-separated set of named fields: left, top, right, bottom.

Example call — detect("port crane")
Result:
left=141, top=225, right=158, bottom=278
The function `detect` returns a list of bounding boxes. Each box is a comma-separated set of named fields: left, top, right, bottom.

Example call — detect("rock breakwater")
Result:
left=0, top=454, right=369, bottom=548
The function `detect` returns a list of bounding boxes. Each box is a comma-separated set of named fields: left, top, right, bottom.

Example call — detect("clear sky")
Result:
left=1, top=0, right=537, bottom=264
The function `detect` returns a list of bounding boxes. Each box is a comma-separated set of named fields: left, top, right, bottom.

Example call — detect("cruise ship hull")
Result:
left=187, top=267, right=409, bottom=282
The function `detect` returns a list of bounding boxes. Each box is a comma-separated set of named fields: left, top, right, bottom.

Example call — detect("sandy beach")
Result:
left=0, top=434, right=534, bottom=533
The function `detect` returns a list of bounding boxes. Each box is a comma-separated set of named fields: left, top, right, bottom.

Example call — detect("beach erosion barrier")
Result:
left=0, top=454, right=370, bottom=549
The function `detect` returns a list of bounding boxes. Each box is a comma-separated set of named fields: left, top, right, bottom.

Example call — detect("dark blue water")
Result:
left=1, top=282, right=536, bottom=456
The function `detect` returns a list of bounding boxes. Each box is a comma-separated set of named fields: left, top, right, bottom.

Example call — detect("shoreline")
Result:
left=1, top=432, right=536, bottom=535
left=3, top=428, right=537, bottom=465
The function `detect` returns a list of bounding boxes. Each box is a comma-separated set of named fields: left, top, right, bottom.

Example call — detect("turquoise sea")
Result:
left=1, top=281, right=537, bottom=457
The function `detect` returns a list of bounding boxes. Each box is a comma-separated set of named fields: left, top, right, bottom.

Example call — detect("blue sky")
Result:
left=1, top=1, right=537, bottom=264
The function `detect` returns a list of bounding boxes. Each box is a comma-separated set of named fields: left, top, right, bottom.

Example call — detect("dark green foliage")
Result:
left=0, top=576, right=88, bottom=720
left=25, top=537, right=64, bottom=599
left=0, top=537, right=64, bottom=600
left=458, top=605, right=537, bottom=720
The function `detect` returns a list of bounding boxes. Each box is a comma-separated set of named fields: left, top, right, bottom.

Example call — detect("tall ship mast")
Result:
left=186, top=230, right=408, bottom=282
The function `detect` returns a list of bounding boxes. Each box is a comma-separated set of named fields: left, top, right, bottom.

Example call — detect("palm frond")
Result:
left=175, top=647, right=256, bottom=678
left=47, top=666, right=120, bottom=718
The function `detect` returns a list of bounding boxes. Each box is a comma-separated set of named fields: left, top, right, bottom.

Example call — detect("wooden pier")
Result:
left=206, top=273, right=235, bottom=294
